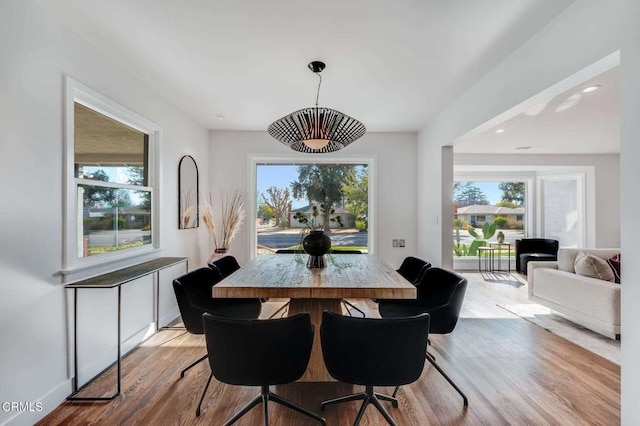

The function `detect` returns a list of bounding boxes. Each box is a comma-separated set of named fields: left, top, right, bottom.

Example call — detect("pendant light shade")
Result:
left=268, top=61, right=366, bottom=153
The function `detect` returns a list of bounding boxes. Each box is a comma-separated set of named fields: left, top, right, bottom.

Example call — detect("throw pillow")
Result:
left=607, top=253, right=621, bottom=284
left=574, top=251, right=615, bottom=282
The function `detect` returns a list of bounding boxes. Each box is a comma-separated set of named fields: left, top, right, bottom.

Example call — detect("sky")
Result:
left=256, top=165, right=307, bottom=208
left=257, top=164, right=367, bottom=209
left=257, top=165, right=504, bottom=208
left=472, top=182, right=502, bottom=204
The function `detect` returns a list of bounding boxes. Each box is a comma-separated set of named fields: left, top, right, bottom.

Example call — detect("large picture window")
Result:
left=249, top=156, right=375, bottom=258
left=64, top=77, right=160, bottom=274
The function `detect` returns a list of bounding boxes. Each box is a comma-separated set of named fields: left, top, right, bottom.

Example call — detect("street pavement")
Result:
left=257, top=230, right=368, bottom=249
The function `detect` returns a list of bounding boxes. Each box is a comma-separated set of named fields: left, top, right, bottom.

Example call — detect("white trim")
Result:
left=247, top=154, right=377, bottom=259
left=62, top=76, right=162, bottom=277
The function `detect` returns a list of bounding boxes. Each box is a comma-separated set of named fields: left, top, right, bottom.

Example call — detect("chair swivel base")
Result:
left=390, top=351, right=468, bottom=407
left=180, top=353, right=207, bottom=378
left=198, top=379, right=326, bottom=425
left=342, top=299, right=366, bottom=317
left=321, top=385, right=399, bottom=426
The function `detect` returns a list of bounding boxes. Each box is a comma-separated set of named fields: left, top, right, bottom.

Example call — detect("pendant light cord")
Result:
left=315, top=73, right=322, bottom=107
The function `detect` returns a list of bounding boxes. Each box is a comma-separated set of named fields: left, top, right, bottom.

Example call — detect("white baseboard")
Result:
left=3, top=312, right=183, bottom=426
left=3, top=379, right=71, bottom=426
left=159, top=307, right=180, bottom=328
left=74, top=322, right=155, bottom=390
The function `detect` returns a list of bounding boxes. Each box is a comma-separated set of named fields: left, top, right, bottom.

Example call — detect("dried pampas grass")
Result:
left=202, top=190, right=246, bottom=251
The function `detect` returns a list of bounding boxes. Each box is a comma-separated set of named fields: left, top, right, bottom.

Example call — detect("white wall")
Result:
left=0, top=1, right=209, bottom=424
left=620, top=0, right=640, bottom=423
left=418, top=0, right=640, bottom=423
left=454, top=153, right=621, bottom=248
left=209, top=131, right=418, bottom=269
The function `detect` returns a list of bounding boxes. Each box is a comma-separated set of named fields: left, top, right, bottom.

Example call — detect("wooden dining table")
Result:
left=213, top=253, right=416, bottom=382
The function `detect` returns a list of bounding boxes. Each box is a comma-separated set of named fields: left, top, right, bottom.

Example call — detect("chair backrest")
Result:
left=330, top=249, right=362, bottom=254
left=172, top=267, right=223, bottom=334
left=320, top=311, right=430, bottom=387
left=515, top=238, right=559, bottom=256
left=203, top=312, right=314, bottom=386
left=209, top=255, right=241, bottom=278
left=415, top=267, right=468, bottom=334
left=397, top=256, right=431, bottom=284
left=275, top=249, right=305, bottom=254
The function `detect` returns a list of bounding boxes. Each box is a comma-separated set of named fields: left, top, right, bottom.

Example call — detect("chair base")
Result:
left=180, top=353, right=207, bottom=378
left=342, top=299, right=366, bottom=317
left=198, top=380, right=326, bottom=425
left=391, top=350, right=468, bottom=406
left=321, top=385, right=398, bottom=426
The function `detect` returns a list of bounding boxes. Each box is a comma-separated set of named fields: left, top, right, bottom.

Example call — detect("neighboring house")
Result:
left=289, top=204, right=355, bottom=229
left=455, top=205, right=524, bottom=226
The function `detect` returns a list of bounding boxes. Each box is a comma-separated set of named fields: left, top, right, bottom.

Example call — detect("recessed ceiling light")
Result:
left=582, top=85, right=601, bottom=93
left=516, top=146, right=533, bottom=150
left=495, top=128, right=505, bottom=133
left=216, top=114, right=225, bottom=120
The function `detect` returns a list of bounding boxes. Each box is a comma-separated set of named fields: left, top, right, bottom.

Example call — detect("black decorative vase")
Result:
left=302, top=230, right=331, bottom=268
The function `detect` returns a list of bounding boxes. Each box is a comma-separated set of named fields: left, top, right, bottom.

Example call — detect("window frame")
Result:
left=62, top=76, right=162, bottom=277
left=248, top=155, right=376, bottom=259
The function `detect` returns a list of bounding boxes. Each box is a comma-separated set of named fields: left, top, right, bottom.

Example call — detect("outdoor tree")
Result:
left=499, top=182, right=525, bottom=206
left=454, top=182, right=489, bottom=207
left=341, top=167, right=368, bottom=223
left=291, top=164, right=355, bottom=232
left=258, top=203, right=275, bottom=223
left=260, top=186, right=291, bottom=227
left=83, top=169, right=118, bottom=208
left=495, top=199, right=519, bottom=208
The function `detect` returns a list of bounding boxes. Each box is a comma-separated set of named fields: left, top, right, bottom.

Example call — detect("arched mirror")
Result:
left=178, top=155, right=199, bottom=229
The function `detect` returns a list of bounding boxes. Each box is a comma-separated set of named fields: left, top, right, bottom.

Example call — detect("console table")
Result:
left=65, top=256, right=189, bottom=401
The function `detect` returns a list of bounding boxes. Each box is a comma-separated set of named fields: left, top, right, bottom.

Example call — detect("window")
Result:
left=538, top=173, right=586, bottom=247
left=64, top=77, right=160, bottom=274
left=250, top=156, right=375, bottom=257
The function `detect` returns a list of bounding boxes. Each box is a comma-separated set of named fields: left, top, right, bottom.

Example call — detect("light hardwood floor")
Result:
left=39, top=272, right=620, bottom=425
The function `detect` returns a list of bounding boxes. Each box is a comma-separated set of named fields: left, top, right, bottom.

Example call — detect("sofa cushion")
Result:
left=607, top=254, right=621, bottom=284
left=574, top=251, right=615, bottom=282
left=558, top=248, right=621, bottom=273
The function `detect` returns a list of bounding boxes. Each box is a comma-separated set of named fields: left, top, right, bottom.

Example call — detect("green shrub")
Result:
left=355, top=219, right=367, bottom=230
left=492, top=216, right=509, bottom=229
left=508, top=220, right=524, bottom=230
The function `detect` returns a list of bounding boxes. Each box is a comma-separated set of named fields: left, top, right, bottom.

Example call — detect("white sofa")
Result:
left=527, top=248, right=620, bottom=339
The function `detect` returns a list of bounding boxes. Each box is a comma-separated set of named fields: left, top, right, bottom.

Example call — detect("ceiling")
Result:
left=36, top=0, right=576, bottom=132
left=454, top=66, right=620, bottom=154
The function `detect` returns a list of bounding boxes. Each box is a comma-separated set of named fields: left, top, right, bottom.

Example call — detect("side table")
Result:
left=478, top=247, right=495, bottom=272
left=489, top=242, right=512, bottom=273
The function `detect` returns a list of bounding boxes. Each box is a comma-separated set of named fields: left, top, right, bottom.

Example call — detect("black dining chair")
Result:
left=209, top=255, right=241, bottom=278
left=397, top=256, right=432, bottom=285
left=172, top=267, right=261, bottom=378
left=199, top=312, right=326, bottom=424
left=378, top=267, right=469, bottom=406
left=320, top=311, right=430, bottom=425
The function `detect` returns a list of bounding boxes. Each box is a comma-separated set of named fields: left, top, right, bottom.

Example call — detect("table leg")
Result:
left=287, top=298, right=341, bottom=382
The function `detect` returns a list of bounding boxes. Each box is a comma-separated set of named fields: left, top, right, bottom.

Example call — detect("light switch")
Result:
left=392, top=239, right=406, bottom=248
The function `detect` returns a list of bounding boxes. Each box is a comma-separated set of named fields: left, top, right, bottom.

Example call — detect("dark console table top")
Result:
left=65, top=257, right=189, bottom=288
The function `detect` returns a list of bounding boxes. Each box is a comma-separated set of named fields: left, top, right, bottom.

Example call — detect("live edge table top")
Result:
left=212, top=254, right=416, bottom=300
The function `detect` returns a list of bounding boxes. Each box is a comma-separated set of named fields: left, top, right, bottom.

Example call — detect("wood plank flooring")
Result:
left=39, top=272, right=620, bottom=425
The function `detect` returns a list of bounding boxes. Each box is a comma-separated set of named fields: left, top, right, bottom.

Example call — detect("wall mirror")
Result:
left=178, top=155, right=199, bottom=229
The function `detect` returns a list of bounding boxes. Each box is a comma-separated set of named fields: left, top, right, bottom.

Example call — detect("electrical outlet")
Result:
left=392, top=239, right=406, bottom=248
